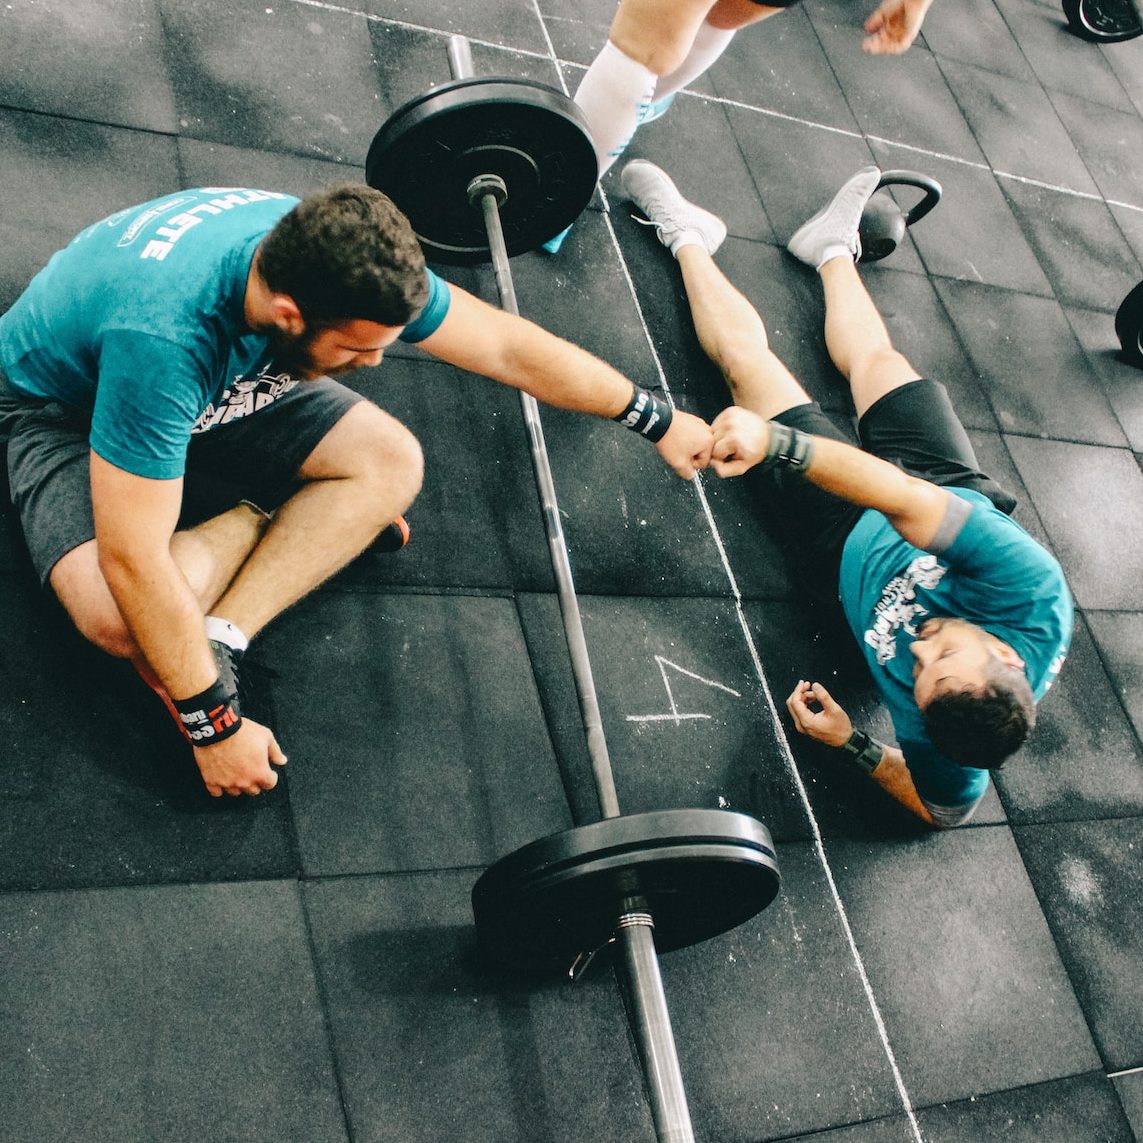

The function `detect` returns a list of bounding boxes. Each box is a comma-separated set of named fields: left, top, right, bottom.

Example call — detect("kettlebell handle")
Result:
left=875, top=170, right=943, bottom=227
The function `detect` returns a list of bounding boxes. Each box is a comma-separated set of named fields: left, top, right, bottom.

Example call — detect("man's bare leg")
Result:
left=50, top=501, right=270, bottom=659
left=208, top=401, right=422, bottom=640
left=51, top=401, right=421, bottom=658
left=817, top=257, right=922, bottom=417
left=677, top=245, right=812, bottom=419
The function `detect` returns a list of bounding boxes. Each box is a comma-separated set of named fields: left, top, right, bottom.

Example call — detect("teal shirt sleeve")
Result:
left=900, top=737, right=990, bottom=809
left=91, top=329, right=210, bottom=479
left=399, top=269, right=451, bottom=344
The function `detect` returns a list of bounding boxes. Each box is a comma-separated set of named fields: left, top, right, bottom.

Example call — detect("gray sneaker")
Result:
left=620, top=160, right=728, bottom=256
left=787, top=165, right=882, bottom=269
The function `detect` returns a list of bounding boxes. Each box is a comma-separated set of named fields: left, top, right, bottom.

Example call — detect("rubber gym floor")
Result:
left=2, top=1, right=1143, bottom=1140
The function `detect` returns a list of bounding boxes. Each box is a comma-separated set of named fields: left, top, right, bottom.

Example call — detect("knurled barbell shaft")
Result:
left=449, top=34, right=695, bottom=1142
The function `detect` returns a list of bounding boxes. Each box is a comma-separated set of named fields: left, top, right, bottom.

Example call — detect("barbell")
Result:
left=366, top=36, right=780, bottom=1143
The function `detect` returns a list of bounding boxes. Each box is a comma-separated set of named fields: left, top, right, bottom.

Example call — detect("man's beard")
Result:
left=265, top=324, right=321, bottom=379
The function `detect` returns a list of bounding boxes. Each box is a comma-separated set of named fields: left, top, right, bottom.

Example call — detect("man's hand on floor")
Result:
left=786, top=680, right=854, bottom=747
left=193, top=718, right=287, bottom=797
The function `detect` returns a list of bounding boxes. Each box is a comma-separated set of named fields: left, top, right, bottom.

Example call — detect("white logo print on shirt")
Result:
left=193, top=371, right=298, bottom=433
left=864, top=554, right=948, bottom=665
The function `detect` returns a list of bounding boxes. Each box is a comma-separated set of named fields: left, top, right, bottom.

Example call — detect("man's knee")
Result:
left=49, top=546, right=138, bottom=659
left=306, top=402, right=424, bottom=518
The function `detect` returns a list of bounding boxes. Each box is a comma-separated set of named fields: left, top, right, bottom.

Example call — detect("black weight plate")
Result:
left=1063, top=0, right=1142, bottom=41
left=366, top=77, right=598, bottom=265
left=471, top=809, right=780, bottom=975
left=1115, top=280, right=1143, bottom=369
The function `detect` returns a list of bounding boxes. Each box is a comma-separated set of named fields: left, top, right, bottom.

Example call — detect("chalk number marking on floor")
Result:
left=626, top=656, right=742, bottom=724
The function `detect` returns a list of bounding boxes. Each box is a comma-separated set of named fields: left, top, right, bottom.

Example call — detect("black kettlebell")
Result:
left=858, top=170, right=942, bottom=262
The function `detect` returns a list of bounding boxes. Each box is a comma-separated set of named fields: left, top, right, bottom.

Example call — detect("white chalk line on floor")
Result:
left=527, top=4, right=926, bottom=1139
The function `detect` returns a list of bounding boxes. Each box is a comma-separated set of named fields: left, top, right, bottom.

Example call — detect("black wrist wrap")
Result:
left=841, top=729, right=885, bottom=775
left=174, top=640, right=243, bottom=746
left=759, top=421, right=814, bottom=475
left=614, top=385, right=673, bottom=443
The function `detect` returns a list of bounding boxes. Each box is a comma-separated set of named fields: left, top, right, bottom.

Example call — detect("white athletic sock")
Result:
left=652, top=22, right=736, bottom=101
left=205, top=615, right=249, bottom=653
left=575, top=39, right=657, bottom=176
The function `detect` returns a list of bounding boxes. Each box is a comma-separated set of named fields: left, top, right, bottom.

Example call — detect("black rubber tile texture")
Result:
left=1066, top=306, right=1143, bottom=453
left=778, top=1118, right=916, bottom=1143
left=814, top=29, right=987, bottom=164
left=367, top=20, right=569, bottom=115
left=1014, top=818, right=1143, bottom=1070
left=351, top=0, right=551, bottom=56
left=0, top=109, right=181, bottom=312
left=726, top=107, right=879, bottom=249
left=934, top=278, right=1126, bottom=445
left=327, top=356, right=555, bottom=593
left=1103, top=37, right=1143, bottom=118
left=1114, top=1070, right=1143, bottom=1138
left=1086, top=610, right=1143, bottom=743
left=869, top=141, right=1054, bottom=296
left=743, top=599, right=1007, bottom=837
left=1004, top=435, right=1143, bottom=610
left=919, top=0, right=1037, bottom=82
left=302, top=870, right=653, bottom=1143
left=1052, top=92, right=1143, bottom=207
left=709, top=5, right=861, bottom=133
left=515, top=594, right=813, bottom=841
left=658, top=843, right=912, bottom=1140
left=832, top=827, right=1097, bottom=1101
left=177, top=139, right=353, bottom=196
left=0, top=0, right=177, bottom=132
left=1002, top=180, right=1143, bottom=315
left=915, top=1071, right=1136, bottom=1141
left=0, top=881, right=346, bottom=1143
left=254, top=591, right=573, bottom=877
left=993, top=612, right=1143, bottom=824
left=993, top=0, right=1136, bottom=113
left=826, top=827, right=1100, bottom=1106
left=160, top=0, right=383, bottom=163
left=537, top=0, right=621, bottom=69
left=606, top=89, right=776, bottom=245
left=0, top=570, right=297, bottom=892
left=332, top=268, right=729, bottom=599
left=940, top=60, right=1098, bottom=193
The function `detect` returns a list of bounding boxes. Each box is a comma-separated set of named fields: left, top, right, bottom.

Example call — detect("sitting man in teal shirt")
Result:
left=0, top=184, right=715, bottom=801
left=622, top=160, right=1072, bottom=826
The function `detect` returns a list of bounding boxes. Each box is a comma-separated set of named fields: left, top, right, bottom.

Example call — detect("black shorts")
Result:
left=0, top=366, right=365, bottom=585
left=758, top=378, right=1017, bottom=595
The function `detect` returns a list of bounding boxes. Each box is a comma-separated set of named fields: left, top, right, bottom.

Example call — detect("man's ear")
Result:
left=267, top=294, right=305, bottom=335
left=992, top=638, right=1026, bottom=672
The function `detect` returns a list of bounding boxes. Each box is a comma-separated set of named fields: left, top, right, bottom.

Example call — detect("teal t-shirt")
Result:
left=838, top=489, right=1072, bottom=808
left=0, top=188, right=450, bottom=479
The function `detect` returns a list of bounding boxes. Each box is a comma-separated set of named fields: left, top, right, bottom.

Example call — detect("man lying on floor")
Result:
left=622, top=159, right=1073, bottom=827
left=0, top=184, right=714, bottom=799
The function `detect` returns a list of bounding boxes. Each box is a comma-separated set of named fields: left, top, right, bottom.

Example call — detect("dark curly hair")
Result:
left=257, top=185, right=428, bottom=328
left=922, top=658, right=1036, bottom=770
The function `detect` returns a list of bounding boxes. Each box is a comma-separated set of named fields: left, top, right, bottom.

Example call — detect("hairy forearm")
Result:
left=99, top=548, right=217, bottom=698
left=493, top=314, right=633, bottom=416
left=802, top=436, right=949, bottom=547
left=862, top=743, right=936, bottom=825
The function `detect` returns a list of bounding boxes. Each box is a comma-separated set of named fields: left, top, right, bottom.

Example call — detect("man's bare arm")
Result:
left=90, top=452, right=284, bottom=797
left=416, top=285, right=714, bottom=478
left=711, top=406, right=960, bottom=551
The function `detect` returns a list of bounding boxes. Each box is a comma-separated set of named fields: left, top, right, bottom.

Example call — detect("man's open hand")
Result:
left=863, top=0, right=933, bottom=54
left=193, top=717, right=287, bottom=797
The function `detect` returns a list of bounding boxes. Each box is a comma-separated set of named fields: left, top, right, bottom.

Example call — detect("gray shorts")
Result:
left=0, top=365, right=364, bottom=585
